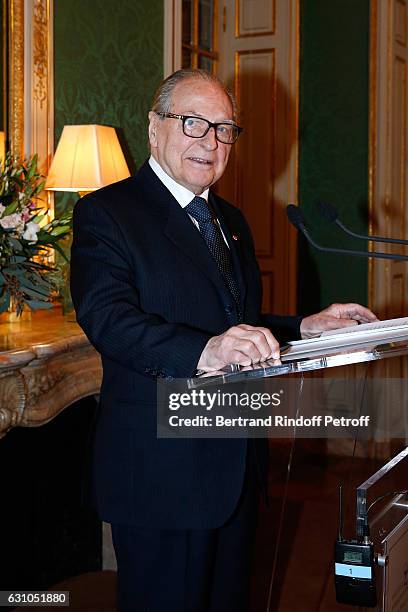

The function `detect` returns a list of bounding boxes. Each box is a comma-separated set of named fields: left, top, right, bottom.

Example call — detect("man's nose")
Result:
left=200, top=126, right=218, bottom=148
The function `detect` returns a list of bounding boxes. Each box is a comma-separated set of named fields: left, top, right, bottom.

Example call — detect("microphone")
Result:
left=317, top=201, right=408, bottom=246
left=286, top=203, right=308, bottom=232
left=286, top=204, right=408, bottom=261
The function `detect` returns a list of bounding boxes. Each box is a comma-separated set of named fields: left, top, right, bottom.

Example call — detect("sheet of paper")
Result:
left=320, top=316, right=408, bottom=337
left=281, top=316, right=408, bottom=361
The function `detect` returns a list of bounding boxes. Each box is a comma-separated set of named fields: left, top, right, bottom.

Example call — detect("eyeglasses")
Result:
left=155, top=112, right=243, bottom=144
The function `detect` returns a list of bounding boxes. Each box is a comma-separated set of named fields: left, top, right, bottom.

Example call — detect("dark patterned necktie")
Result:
left=186, top=196, right=241, bottom=319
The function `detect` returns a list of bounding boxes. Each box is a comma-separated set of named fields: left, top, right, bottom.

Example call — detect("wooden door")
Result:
left=370, top=0, right=408, bottom=323
left=369, top=0, right=408, bottom=454
left=216, top=0, right=299, bottom=315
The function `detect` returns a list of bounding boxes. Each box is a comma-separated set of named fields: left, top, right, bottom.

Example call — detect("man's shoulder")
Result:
left=86, top=161, right=154, bottom=200
left=74, top=160, right=163, bottom=218
left=87, top=175, right=136, bottom=202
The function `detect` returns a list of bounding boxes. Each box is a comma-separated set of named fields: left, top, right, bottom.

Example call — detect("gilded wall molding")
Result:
left=8, top=0, right=53, bottom=175
left=9, top=0, right=25, bottom=158
left=32, top=0, right=48, bottom=109
left=29, top=0, right=54, bottom=176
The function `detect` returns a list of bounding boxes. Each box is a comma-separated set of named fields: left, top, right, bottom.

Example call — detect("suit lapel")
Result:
left=135, top=162, right=235, bottom=305
left=163, top=201, right=234, bottom=303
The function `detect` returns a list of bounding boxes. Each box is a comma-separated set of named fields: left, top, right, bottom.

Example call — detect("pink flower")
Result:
left=22, top=208, right=31, bottom=222
left=0, top=213, right=23, bottom=229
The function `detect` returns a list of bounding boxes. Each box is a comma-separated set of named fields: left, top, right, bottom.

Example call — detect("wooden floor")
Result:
left=24, top=442, right=388, bottom=611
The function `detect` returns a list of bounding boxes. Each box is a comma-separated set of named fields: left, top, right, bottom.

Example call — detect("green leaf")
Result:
left=3, top=200, right=19, bottom=216
left=29, top=212, right=47, bottom=224
left=8, top=237, right=23, bottom=251
left=27, top=299, right=53, bottom=310
left=22, top=260, right=54, bottom=271
left=22, top=287, right=50, bottom=300
left=50, top=226, right=71, bottom=237
left=52, top=241, right=70, bottom=263
left=0, top=289, right=10, bottom=312
left=26, top=284, right=52, bottom=296
left=27, top=154, right=38, bottom=180
left=31, top=282, right=50, bottom=294
left=6, top=268, right=25, bottom=278
left=2, top=266, right=18, bottom=275
left=35, top=180, right=46, bottom=194
left=25, top=270, right=44, bottom=285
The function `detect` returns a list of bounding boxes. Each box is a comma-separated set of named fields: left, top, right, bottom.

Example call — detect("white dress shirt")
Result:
left=149, top=155, right=228, bottom=245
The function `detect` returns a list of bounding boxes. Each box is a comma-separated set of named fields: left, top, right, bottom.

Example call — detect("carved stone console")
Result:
left=0, top=307, right=102, bottom=437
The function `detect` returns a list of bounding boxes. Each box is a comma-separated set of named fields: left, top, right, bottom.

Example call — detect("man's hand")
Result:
left=300, top=303, right=378, bottom=339
left=197, top=324, right=280, bottom=372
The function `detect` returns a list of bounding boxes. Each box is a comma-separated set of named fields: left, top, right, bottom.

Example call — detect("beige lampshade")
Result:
left=45, top=124, right=130, bottom=193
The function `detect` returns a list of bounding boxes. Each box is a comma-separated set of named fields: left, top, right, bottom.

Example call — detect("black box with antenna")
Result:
left=334, top=484, right=377, bottom=607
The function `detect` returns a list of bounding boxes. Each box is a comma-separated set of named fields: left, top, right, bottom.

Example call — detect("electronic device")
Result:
left=334, top=485, right=377, bottom=607
left=334, top=540, right=377, bottom=607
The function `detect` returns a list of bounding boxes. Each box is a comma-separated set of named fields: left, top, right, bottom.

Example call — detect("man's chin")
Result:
left=184, top=172, right=217, bottom=194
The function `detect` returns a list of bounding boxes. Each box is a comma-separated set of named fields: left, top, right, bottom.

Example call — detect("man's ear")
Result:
left=148, top=111, right=158, bottom=147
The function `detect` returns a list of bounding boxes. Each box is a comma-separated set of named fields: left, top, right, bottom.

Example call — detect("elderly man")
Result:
left=70, top=69, right=376, bottom=612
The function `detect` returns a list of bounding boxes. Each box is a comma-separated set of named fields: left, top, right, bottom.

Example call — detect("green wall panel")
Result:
left=298, top=0, right=370, bottom=314
left=53, top=0, right=163, bottom=311
left=54, top=0, right=163, bottom=175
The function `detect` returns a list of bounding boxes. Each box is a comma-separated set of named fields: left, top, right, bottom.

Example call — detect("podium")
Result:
left=186, top=326, right=408, bottom=611
left=356, top=446, right=408, bottom=611
left=188, top=326, right=408, bottom=388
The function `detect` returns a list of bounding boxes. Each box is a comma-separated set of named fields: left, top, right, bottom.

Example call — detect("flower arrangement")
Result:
left=0, top=153, right=72, bottom=316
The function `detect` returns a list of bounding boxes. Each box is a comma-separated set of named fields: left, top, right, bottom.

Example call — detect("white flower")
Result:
left=22, top=221, right=40, bottom=242
left=0, top=203, right=4, bottom=216
left=0, top=212, right=23, bottom=229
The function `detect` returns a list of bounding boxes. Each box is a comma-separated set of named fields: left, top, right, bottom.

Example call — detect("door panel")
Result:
left=369, top=0, right=408, bottom=448
left=217, top=0, right=298, bottom=315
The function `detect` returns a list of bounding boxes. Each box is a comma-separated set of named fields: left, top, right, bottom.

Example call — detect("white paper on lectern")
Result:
left=320, top=316, right=408, bottom=337
left=281, top=316, right=408, bottom=361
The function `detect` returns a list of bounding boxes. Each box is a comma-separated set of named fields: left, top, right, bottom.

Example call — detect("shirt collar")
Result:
left=149, top=155, right=209, bottom=208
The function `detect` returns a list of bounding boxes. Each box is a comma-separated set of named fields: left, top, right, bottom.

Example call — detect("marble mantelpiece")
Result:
left=0, top=306, right=102, bottom=437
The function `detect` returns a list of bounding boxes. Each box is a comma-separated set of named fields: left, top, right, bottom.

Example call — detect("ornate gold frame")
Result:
left=9, top=0, right=24, bottom=158
left=8, top=0, right=54, bottom=171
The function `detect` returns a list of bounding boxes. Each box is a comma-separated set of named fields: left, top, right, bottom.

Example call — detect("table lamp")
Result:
left=45, top=124, right=130, bottom=197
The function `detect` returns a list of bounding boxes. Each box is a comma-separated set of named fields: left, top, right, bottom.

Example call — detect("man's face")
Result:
left=148, top=78, right=234, bottom=194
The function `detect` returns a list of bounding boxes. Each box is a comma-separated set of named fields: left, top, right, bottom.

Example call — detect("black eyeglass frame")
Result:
left=155, top=112, right=243, bottom=144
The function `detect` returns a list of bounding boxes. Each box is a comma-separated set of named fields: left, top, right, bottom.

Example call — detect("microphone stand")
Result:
left=286, top=205, right=408, bottom=262
left=316, top=201, right=408, bottom=246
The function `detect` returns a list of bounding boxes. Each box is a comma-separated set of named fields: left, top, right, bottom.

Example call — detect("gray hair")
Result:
left=151, top=69, right=238, bottom=122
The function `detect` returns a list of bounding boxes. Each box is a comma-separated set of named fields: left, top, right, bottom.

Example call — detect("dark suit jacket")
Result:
left=70, top=160, right=302, bottom=529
